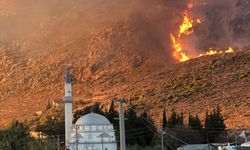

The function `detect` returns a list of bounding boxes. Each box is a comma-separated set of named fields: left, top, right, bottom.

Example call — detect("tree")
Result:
left=176, top=113, right=184, bottom=126
left=167, top=109, right=183, bottom=128
left=0, top=121, right=31, bottom=150
left=162, top=108, right=167, bottom=130
left=45, top=100, right=52, bottom=111
left=139, top=111, right=156, bottom=145
left=125, top=105, right=156, bottom=146
left=204, top=106, right=226, bottom=143
left=105, top=99, right=119, bottom=125
left=35, top=107, right=64, bottom=136
left=188, top=114, right=202, bottom=130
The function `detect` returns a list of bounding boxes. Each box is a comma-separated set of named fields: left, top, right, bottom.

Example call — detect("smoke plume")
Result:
left=1, top=0, right=249, bottom=60
left=185, top=0, right=250, bottom=53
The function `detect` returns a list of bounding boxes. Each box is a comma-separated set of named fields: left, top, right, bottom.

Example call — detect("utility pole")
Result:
left=118, top=99, right=126, bottom=150
left=161, top=131, right=165, bottom=150
left=57, top=135, right=60, bottom=150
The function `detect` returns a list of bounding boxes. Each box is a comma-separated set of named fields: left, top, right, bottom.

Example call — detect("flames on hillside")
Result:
left=170, top=2, right=234, bottom=62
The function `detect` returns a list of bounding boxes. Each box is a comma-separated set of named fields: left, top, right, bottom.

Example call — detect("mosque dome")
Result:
left=75, top=113, right=111, bottom=125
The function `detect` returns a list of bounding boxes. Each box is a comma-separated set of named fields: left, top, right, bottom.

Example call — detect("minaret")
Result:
left=64, top=66, right=73, bottom=149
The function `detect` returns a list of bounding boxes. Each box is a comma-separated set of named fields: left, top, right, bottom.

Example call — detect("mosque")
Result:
left=63, top=67, right=117, bottom=150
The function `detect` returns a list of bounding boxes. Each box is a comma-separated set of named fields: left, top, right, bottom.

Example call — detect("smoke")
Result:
left=4, top=0, right=249, bottom=60
left=0, top=0, right=190, bottom=61
left=184, top=0, right=250, bottom=53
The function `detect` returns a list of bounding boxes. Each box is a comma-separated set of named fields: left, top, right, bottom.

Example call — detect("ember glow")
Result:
left=170, top=2, right=235, bottom=62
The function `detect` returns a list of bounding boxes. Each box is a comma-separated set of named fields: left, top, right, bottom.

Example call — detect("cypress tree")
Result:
left=105, top=99, right=119, bottom=127
left=162, top=108, right=167, bottom=130
left=204, top=106, right=226, bottom=143
left=188, top=114, right=202, bottom=130
left=45, top=100, right=52, bottom=110
left=168, top=109, right=178, bottom=128
left=176, top=113, right=184, bottom=126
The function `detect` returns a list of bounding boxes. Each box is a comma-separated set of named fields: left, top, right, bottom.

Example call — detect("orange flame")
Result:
left=199, top=47, right=235, bottom=57
left=169, top=2, right=234, bottom=62
left=170, top=33, right=190, bottom=62
left=179, top=11, right=193, bottom=36
left=170, top=6, right=195, bottom=62
left=226, top=47, right=234, bottom=53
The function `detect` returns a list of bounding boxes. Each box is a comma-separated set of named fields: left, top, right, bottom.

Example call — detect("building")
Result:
left=69, top=113, right=117, bottom=150
left=177, top=144, right=217, bottom=150
left=241, top=141, right=250, bottom=147
left=63, top=66, right=117, bottom=150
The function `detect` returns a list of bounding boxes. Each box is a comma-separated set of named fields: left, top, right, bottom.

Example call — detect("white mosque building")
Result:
left=63, top=66, right=117, bottom=150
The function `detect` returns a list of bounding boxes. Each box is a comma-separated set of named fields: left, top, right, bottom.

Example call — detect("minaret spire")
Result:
left=66, top=65, right=71, bottom=84
left=64, top=65, right=73, bottom=149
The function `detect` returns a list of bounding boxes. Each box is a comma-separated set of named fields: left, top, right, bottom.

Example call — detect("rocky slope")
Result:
left=0, top=0, right=249, bottom=128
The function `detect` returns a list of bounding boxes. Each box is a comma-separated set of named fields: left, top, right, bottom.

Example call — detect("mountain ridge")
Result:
left=0, top=0, right=249, bottom=128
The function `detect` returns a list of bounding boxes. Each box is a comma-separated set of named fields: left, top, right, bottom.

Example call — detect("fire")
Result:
left=188, top=3, right=193, bottom=9
left=179, top=11, right=193, bottom=36
left=170, top=34, right=189, bottom=62
left=226, top=47, right=234, bottom=53
left=169, top=2, right=235, bottom=62
left=196, top=19, right=201, bottom=24
left=170, top=4, right=195, bottom=62
left=199, top=47, right=235, bottom=57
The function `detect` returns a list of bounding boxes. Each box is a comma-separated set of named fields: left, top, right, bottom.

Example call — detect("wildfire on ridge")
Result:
left=170, top=5, right=195, bottom=62
left=199, top=47, right=234, bottom=57
left=170, top=2, right=234, bottom=62
left=170, top=33, right=190, bottom=62
left=170, top=34, right=189, bottom=62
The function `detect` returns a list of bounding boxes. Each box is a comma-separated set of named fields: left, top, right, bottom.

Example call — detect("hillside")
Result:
left=0, top=46, right=249, bottom=128
left=0, top=0, right=249, bottom=128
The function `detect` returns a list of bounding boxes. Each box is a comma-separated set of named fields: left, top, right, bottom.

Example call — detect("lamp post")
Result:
left=74, top=125, right=79, bottom=150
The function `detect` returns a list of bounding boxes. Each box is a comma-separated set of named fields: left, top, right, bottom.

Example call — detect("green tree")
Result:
left=0, top=121, right=31, bottom=150
left=105, top=99, right=119, bottom=125
left=167, top=110, right=177, bottom=128
left=35, top=107, right=64, bottom=136
left=125, top=105, right=156, bottom=146
left=167, top=109, right=183, bottom=128
left=188, top=114, right=202, bottom=130
left=204, top=106, right=226, bottom=143
left=162, top=108, right=167, bottom=130
left=176, top=113, right=184, bottom=126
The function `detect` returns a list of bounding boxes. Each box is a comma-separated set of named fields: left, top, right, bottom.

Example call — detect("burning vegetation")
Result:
left=170, top=1, right=238, bottom=62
